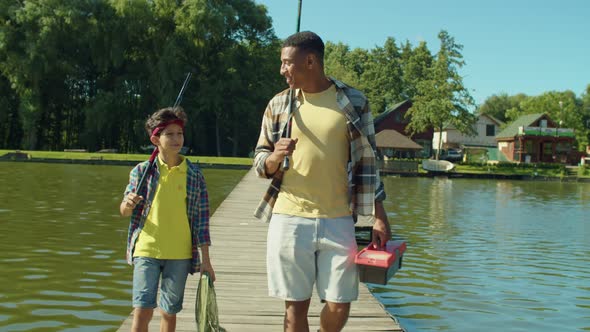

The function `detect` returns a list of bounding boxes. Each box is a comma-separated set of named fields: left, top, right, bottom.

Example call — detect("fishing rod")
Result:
left=135, top=72, right=192, bottom=194
left=282, top=0, right=302, bottom=171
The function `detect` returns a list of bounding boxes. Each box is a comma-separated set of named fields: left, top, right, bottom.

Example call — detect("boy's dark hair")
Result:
left=282, top=31, right=324, bottom=66
left=145, top=106, right=187, bottom=136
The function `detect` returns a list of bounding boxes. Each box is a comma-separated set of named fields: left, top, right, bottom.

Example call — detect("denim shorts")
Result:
left=132, top=257, right=191, bottom=314
left=266, top=214, right=359, bottom=303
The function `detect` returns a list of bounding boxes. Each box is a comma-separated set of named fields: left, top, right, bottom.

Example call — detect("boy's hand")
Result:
left=200, top=260, right=216, bottom=282
left=119, top=193, right=144, bottom=216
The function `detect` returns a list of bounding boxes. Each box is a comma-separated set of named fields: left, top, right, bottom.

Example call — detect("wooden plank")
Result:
left=117, top=168, right=404, bottom=331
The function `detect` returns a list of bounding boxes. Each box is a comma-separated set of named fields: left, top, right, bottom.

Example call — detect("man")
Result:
left=253, top=31, right=391, bottom=332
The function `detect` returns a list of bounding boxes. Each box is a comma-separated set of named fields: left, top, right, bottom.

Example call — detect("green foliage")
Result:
left=0, top=0, right=282, bottom=157
left=405, top=30, right=476, bottom=159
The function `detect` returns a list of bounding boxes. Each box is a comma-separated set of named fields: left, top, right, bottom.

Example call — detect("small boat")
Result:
left=422, top=159, right=455, bottom=172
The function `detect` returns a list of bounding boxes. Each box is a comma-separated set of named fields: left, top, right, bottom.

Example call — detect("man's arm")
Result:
left=372, top=200, right=392, bottom=249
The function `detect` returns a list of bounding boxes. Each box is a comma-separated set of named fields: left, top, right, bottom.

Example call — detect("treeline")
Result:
left=0, top=0, right=284, bottom=156
left=7, top=0, right=551, bottom=156
left=478, top=89, right=590, bottom=149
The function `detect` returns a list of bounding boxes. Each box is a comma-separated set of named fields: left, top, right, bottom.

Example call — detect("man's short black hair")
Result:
left=282, top=31, right=324, bottom=65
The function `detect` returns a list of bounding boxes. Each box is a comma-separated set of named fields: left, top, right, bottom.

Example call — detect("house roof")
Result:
left=374, top=99, right=412, bottom=125
left=441, top=113, right=504, bottom=131
left=375, top=129, right=423, bottom=150
left=481, top=113, right=505, bottom=126
left=496, top=113, right=545, bottom=139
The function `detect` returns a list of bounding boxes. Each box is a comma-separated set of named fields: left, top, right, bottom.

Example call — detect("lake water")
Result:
left=0, top=163, right=588, bottom=331
left=0, top=162, right=246, bottom=332
left=376, top=176, right=590, bottom=332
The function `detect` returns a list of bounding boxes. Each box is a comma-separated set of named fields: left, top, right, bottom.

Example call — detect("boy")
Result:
left=120, top=107, right=214, bottom=332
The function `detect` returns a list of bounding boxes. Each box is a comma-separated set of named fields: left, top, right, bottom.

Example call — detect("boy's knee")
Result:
left=134, top=307, right=154, bottom=321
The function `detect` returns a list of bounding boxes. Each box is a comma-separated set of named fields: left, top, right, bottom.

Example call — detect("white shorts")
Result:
left=266, top=214, right=359, bottom=303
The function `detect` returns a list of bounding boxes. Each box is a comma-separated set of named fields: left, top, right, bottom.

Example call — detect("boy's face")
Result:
left=152, top=123, right=184, bottom=154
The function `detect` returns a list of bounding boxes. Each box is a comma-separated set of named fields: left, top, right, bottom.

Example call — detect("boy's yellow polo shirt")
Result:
left=134, top=156, right=191, bottom=259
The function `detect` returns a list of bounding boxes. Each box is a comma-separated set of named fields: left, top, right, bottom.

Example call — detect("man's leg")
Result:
left=316, top=216, right=359, bottom=332
left=131, top=308, right=153, bottom=332
left=319, top=301, right=350, bottom=332
left=267, top=215, right=317, bottom=331
left=160, top=310, right=177, bottom=332
left=285, top=299, right=311, bottom=332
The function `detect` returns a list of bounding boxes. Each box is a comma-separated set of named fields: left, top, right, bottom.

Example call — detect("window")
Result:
left=525, top=140, right=534, bottom=154
left=486, top=124, right=495, bottom=136
left=543, top=142, right=553, bottom=155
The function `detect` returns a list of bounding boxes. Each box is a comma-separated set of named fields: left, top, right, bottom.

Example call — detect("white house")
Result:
left=432, top=114, right=504, bottom=150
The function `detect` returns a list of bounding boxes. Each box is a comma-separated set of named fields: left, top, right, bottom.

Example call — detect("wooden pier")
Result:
left=117, top=168, right=404, bottom=331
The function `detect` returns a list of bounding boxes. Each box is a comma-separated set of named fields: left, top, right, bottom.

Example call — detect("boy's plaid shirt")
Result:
left=123, top=159, right=210, bottom=274
left=253, top=78, right=386, bottom=222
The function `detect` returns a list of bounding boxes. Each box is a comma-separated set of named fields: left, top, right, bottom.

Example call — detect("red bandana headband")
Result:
left=147, top=119, right=185, bottom=162
left=150, top=119, right=185, bottom=138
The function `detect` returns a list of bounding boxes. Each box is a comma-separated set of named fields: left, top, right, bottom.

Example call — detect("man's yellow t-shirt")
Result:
left=273, top=84, right=350, bottom=218
left=134, top=156, right=192, bottom=259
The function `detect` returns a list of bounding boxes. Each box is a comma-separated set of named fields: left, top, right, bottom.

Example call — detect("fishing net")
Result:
left=195, top=272, right=222, bottom=332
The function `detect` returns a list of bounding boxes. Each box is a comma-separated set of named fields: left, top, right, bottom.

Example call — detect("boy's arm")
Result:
left=120, top=165, right=144, bottom=217
left=199, top=244, right=215, bottom=281
left=195, top=170, right=215, bottom=280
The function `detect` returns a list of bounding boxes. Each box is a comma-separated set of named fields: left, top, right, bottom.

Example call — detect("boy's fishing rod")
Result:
left=136, top=72, right=192, bottom=194
left=282, top=0, right=302, bottom=171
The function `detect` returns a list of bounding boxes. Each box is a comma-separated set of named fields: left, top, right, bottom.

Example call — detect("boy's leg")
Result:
left=158, top=258, right=191, bottom=331
left=132, top=257, right=161, bottom=331
left=316, top=216, right=358, bottom=332
left=132, top=308, right=154, bottom=332
left=160, top=310, right=176, bottom=332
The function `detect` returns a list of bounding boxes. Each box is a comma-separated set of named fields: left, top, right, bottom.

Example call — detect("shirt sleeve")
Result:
left=253, top=102, right=275, bottom=178
left=363, top=99, right=387, bottom=203
left=195, top=170, right=211, bottom=245
left=123, top=164, right=141, bottom=198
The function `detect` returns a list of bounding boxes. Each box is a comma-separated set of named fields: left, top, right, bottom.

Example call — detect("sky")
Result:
left=254, top=0, right=589, bottom=106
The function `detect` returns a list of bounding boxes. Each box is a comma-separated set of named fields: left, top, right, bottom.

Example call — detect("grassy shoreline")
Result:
left=1, top=149, right=588, bottom=179
left=0, top=149, right=253, bottom=166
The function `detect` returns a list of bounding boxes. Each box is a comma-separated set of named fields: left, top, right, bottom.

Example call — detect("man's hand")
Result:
left=265, top=137, right=298, bottom=176
left=371, top=201, right=392, bottom=249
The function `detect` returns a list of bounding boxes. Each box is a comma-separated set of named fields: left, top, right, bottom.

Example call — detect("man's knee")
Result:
left=324, top=302, right=350, bottom=317
left=286, top=299, right=311, bottom=318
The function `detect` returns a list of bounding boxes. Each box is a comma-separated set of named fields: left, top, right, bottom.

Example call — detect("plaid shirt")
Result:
left=123, top=158, right=210, bottom=274
left=253, top=78, right=386, bottom=222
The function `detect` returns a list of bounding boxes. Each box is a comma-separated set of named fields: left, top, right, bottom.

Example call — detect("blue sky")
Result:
left=255, top=0, right=589, bottom=105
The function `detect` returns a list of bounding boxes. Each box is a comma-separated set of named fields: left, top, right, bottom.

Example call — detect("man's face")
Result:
left=280, top=46, right=307, bottom=89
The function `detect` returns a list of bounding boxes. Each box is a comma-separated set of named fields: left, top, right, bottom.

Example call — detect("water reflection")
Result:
left=0, top=162, right=246, bottom=332
left=375, top=177, right=590, bottom=332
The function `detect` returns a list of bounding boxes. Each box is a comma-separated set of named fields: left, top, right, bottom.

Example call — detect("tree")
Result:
left=478, top=93, right=527, bottom=123
left=361, top=37, right=404, bottom=114
left=406, top=30, right=476, bottom=159
left=401, top=40, right=433, bottom=101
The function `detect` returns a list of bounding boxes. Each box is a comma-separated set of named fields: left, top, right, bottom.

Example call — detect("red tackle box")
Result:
left=355, top=240, right=406, bottom=284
